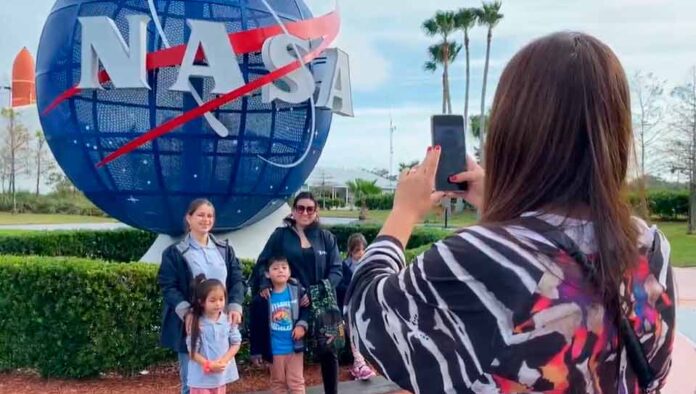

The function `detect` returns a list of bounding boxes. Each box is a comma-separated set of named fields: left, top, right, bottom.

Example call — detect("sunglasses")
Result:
left=294, top=205, right=316, bottom=214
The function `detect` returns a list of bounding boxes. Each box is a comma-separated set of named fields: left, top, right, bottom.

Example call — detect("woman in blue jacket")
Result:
left=251, top=192, right=343, bottom=394
left=158, top=198, right=247, bottom=394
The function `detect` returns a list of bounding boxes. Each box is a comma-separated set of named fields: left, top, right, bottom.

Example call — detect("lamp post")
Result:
left=389, top=116, right=396, bottom=188
left=1, top=85, right=10, bottom=108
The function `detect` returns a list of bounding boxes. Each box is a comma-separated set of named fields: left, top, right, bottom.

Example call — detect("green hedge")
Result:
left=365, top=194, right=394, bottom=210
left=404, top=243, right=434, bottom=263
left=0, top=229, right=157, bottom=262
left=629, top=189, right=689, bottom=220
left=0, top=252, right=435, bottom=378
left=0, top=225, right=447, bottom=261
left=327, top=224, right=449, bottom=252
left=316, top=197, right=344, bottom=210
left=0, top=256, right=171, bottom=378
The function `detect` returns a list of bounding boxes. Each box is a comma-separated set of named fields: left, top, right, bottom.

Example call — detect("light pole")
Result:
left=389, top=116, right=396, bottom=188
left=1, top=85, right=10, bottom=108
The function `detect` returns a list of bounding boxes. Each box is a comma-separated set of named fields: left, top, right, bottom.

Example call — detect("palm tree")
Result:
left=424, top=42, right=462, bottom=114
left=423, top=11, right=458, bottom=114
left=476, top=1, right=503, bottom=161
left=455, top=8, right=478, bottom=134
left=398, top=160, right=421, bottom=172
left=346, top=178, right=382, bottom=220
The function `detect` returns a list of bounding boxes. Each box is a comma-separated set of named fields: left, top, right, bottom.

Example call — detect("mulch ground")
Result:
left=0, top=362, right=356, bottom=394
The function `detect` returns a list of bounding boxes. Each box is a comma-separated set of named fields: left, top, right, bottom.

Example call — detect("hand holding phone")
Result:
left=431, top=115, right=468, bottom=191
left=447, top=155, right=485, bottom=210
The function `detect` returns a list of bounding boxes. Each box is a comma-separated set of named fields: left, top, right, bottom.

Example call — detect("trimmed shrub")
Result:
left=0, top=256, right=171, bottom=378
left=316, top=197, right=344, bottom=210
left=326, top=224, right=448, bottom=252
left=365, top=194, right=394, bottom=210
left=629, top=189, right=689, bottom=220
left=0, top=225, right=448, bottom=261
left=0, top=229, right=156, bottom=262
left=404, top=243, right=433, bottom=264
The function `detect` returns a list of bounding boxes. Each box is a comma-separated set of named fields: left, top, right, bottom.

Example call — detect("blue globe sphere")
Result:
left=36, top=0, right=332, bottom=235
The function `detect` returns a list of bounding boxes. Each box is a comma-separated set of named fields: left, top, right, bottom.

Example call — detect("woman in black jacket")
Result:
left=251, top=192, right=343, bottom=394
left=158, top=198, right=246, bottom=394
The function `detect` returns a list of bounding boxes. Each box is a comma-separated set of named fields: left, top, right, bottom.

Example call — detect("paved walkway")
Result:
left=667, top=267, right=696, bottom=394
left=675, top=267, right=696, bottom=307
left=251, top=377, right=402, bottom=394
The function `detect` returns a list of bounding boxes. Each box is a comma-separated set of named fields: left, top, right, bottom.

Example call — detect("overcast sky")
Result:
left=1, top=0, right=695, bottom=179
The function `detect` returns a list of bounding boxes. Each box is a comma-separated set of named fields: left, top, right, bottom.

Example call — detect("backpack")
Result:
left=309, top=279, right=346, bottom=354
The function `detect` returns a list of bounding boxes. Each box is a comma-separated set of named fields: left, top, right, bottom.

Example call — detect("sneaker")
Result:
left=356, top=364, right=376, bottom=381
left=349, top=365, right=361, bottom=380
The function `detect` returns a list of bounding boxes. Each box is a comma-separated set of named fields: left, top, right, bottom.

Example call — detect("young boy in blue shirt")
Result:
left=250, top=256, right=309, bottom=394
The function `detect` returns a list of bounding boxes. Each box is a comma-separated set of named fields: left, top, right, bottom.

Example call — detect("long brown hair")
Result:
left=481, top=32, right=638, bottom=312
left=189, top=274, right=226, bottom=357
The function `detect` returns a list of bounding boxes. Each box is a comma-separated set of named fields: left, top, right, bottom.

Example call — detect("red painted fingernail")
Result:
left=435, top=145, right=441, bottom=151
left=449, top=176, right=457, bottom=181
left=427, top=146, right=432, bottom=152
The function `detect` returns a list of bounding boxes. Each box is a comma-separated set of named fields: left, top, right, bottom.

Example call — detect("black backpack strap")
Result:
left=518, top=215, right=656, bottom=392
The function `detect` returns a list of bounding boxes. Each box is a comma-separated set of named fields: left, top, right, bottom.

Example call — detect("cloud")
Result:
left=333, top=27, right=391, bottom=92
left=318, top=104, right=478, bottom=170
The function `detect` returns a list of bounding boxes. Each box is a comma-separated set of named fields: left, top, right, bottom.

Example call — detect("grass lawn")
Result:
left=324, top=210, right=695, bottom=267
left=323, top=209, right=478, bottom=227
left=0, top=213, right=115, bottom=225
left=658, top=222, right=696, bottom=268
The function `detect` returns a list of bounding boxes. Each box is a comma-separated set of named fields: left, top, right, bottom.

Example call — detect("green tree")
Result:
left=425, top=43, right=462, bottom=114
left=469, top=113, right=489, bottom=161
left=668, top=67, right=696, bottom=234
left=455, top=8, right=478, bottom=134
left=398, top=160, right=421, bottom=172
left=0, top=108, right=31, bottom=213
left=423, top=11, right=458, bottom=114
left=346, top=178, right=382, bottom=220
left=475, top=1, right=504, bottom=161
left=33, top=130, right=55, bottom=196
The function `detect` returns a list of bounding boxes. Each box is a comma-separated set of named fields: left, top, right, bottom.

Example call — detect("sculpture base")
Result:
left=140, top=203, right=290, bottom=263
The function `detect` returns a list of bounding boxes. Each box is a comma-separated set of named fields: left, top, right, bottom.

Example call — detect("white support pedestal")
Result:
left=140, top=204, right=290, bottom=263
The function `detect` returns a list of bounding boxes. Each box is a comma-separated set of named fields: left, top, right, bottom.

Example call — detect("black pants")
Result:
left=319, top=348, right=339, bottom=394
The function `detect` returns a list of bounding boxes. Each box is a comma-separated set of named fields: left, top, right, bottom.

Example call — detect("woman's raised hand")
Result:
left=446, top=155, right=484, bottom=210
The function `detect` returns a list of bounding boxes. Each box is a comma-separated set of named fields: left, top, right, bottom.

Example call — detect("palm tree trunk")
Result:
left=441, top=72, right=446, bottom=114
left=445, top=71, right=452, bottom=114
left=480, top=28, right=493, bottom=163
left=443, top=42, right=451, bottom=114
left=464, top=29, right=470, bottom=134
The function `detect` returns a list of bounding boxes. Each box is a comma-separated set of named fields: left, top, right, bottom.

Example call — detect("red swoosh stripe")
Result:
left=42, top=11, right=338, bottom=115
left=94, top=10, right=339, bottom=168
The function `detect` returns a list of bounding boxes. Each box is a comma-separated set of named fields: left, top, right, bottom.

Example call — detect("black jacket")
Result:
left=336, top=258, right=355, bottom=309
left=157, top=235, right=247, bottom=353
left=250, top=218, right=342, bottom=294
left=249, top=279, right=309, bottom=362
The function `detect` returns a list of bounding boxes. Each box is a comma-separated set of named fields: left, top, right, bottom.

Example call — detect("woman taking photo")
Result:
left=158, top=198, right=247, bottom=394
left=251, top=191, right=343, bottom=394
left=346, top=32, right=675, bottom=393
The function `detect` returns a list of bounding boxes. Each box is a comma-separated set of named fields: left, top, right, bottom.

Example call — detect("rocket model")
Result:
left=11, top=47, right=36, bottom=107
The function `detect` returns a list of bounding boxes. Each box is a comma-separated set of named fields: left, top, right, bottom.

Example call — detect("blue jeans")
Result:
left=178, top=352, right=190, bottom=394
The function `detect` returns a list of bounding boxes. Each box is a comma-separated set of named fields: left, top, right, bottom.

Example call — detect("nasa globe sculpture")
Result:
left=35, top=0, right=352, bottom=258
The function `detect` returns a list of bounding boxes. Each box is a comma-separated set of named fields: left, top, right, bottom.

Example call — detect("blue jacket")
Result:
left=249, top=279, right=309, bottom=363
left=158, top=235, right=247, bottom=353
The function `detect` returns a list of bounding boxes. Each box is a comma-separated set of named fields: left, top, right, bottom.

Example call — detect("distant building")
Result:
left=302, top=167, right=394, bottom=207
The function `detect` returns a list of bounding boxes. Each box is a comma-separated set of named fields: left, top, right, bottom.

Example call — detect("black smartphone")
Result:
left=431, top=115, right=467, bottom=191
